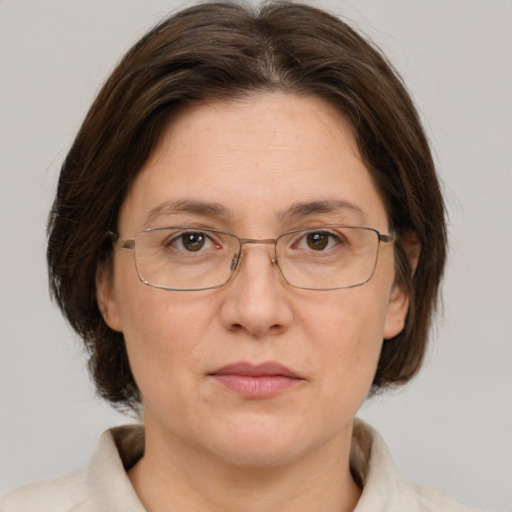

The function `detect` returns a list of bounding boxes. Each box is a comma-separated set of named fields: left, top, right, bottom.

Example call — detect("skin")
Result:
left=97, top=92, right=411, bottom=512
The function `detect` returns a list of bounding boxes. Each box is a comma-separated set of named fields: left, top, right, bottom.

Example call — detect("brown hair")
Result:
left=48, top=1, right=446, bottom=411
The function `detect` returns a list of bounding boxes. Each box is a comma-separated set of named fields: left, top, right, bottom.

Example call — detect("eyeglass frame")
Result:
left=107, top=225, right=398, bottom=292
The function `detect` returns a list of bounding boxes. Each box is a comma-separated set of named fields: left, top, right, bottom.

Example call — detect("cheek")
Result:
left=119, top=291, right=204, bottom=368
left=113, top=251, right=209, bottom=350
left=113, top=278, right=221, bottom=402
left=301, top=285, right=390, bottom=349
left=119, top=300, right=196, bottom=426
left=300, top=286, right=390, bottom=392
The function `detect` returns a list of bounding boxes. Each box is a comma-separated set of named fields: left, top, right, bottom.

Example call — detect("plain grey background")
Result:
left=1, top=1, right=510, bottom=511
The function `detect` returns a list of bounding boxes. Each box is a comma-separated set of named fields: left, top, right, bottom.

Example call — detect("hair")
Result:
left=47, top=0, right=446, bottom=411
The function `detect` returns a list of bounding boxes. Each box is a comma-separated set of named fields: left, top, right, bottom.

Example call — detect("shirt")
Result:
left=0, top=419, right=482, bottom=511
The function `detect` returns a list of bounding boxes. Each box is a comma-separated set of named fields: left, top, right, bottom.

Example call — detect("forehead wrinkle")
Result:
left=143, top=199, right=232, bottom=228
left=277, top=199, right=367, bottom=224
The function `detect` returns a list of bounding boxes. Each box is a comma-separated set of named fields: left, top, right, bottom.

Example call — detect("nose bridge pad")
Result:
left=230, top=253, right=239, bottom=271
left=270, top=248, right=278, bottom=267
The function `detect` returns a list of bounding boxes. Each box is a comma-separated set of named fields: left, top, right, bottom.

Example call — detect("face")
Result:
left=98, top=92, right=409, bottom=468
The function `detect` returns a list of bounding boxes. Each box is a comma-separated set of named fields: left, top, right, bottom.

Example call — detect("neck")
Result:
left=128, top=419, right=361, bottom=512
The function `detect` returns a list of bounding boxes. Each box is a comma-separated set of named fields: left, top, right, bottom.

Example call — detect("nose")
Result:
left=219, top=244, right=293, bottom=337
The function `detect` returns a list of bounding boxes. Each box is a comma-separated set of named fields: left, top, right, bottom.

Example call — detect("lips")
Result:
left=210, top=362, right=304, bottom=398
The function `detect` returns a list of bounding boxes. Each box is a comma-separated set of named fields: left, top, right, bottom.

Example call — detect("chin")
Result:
left=199, top=415, right=321, bottom=469
left=211, top=439, right=306, bottom=469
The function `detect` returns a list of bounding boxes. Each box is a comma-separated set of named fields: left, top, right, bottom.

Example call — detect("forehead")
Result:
left=148, top=93, right=360, bottom=169
left=118, top=92, right=389, bottom=233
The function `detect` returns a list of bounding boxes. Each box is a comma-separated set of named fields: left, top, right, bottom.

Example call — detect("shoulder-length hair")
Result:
left=48, top=1, right=446, bottom=411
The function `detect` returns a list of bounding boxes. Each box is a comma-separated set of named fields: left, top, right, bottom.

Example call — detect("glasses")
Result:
left=109, top=225, right=396, bottom=291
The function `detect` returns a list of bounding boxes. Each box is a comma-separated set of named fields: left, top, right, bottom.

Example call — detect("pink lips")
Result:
left=210, top=362, right=304, bottom=398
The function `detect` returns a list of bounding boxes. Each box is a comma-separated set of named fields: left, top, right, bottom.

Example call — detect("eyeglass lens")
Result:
left=130, top=226, right=382, bottom=291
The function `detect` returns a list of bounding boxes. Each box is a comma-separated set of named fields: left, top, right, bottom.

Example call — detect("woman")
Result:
left=1, top=2, right=482, bottom=511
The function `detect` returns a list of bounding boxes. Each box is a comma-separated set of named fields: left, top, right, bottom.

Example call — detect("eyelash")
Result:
left=165, top=231, right=220, bottom=251
left=162, top=228, right=346, bottom=253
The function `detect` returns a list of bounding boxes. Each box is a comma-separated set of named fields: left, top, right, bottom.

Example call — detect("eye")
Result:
left=181, top=232, right=206, bottom=252
left=306, top=232, right=329, bottom=250
left=167, top=231, right=218, bottom=252
left=307, top=231, right=339, bottom=251
left=295, top=231, right=341, bottom=251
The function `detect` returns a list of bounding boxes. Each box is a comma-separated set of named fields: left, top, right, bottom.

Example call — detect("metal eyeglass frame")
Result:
left=107, top=226, right=397, bottom=291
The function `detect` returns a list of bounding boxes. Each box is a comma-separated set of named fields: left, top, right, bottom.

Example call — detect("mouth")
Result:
left=209, top=362, right=305, bottom=398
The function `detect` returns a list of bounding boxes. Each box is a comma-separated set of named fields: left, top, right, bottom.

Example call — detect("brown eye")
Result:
left=181, top=232, right=206, bottom=252
left=306, top=232, right=329, bottom=250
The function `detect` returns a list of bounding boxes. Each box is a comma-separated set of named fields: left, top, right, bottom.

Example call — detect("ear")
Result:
left=96, top=265, right=122, bottom=332
left=383, top=283, right=409, bottom=339
left=383, top=232, right=421, bottom=340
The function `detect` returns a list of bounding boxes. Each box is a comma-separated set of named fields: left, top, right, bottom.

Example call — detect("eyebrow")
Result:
left=142, top=198, right=366, bottom=228
left=143, top=199, right=232, bottom=228
left=277, top=199, right=367, bottom=223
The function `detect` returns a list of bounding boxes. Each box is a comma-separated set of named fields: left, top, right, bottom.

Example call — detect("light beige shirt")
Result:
left=0, top=419, right=482, bottom=511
